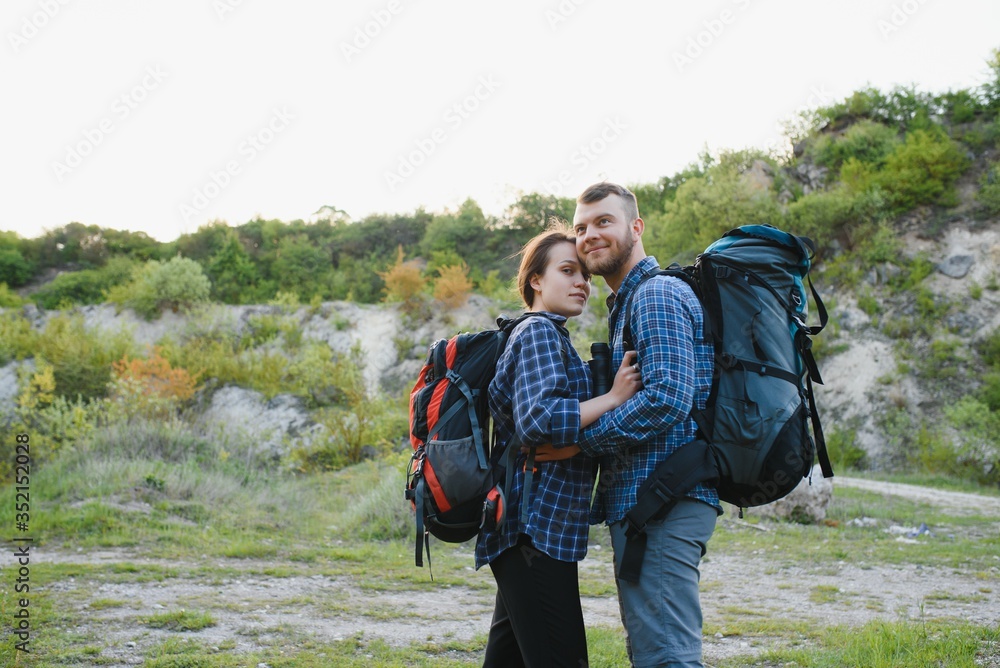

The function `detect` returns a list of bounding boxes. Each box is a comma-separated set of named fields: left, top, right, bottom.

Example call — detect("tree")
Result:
left=109, top=256, right=211, bottom=318
left=984, top=48, right=1000, bottom=111
left=207, top=233, right=257, bottom=304
left=272, top=234, right=332, bottom=301
left=0, top=232, right=34, bottom=287
left=421, top=199, right=492, bottom=270
left=646, top=151, right=783, bottom=262
left=175, top=221, right=235, bottom=263
left=499, top=192, right=574, bottom=232
left=146, top=256, right=212, bottom=313
left=434, top=262, right=473, bottom=309
left=380, top=246, right=426, bottom=305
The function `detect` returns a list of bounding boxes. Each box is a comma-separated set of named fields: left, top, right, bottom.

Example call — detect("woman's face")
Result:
left=529, top=241, right=591, bottom=317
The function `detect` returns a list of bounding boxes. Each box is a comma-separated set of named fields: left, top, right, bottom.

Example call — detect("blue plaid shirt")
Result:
left=580, top=257, right=722, bottom=524
left=475, top=313, right=595, bottom=568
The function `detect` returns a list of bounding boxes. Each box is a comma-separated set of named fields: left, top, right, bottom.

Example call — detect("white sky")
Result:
left=3, top=1, right=999, bottom=244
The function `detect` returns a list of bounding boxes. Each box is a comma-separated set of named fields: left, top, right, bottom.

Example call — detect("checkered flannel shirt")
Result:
left=579, top=256, right=722, bottom=524
left=475, top=313, right=595, bottom=568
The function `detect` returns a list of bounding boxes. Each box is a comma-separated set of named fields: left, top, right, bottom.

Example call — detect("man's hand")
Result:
left=528, top=444, right=582, bottom=461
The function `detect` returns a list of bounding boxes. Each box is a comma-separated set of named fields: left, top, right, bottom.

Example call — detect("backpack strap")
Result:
left=618, top=439, right=718, bottom=583
left=427, top=371, right=488, bottom=470
left=622, top=267, right=668, bottom=353
left=806, top=373, right=834, bottom=479
left=620, top=265, right=713, bottom=438
left=614, top=266, right=720, bottom=581
left=493, top=314, right=571, bottom=531
left=410, top=465, right=433, bottom=575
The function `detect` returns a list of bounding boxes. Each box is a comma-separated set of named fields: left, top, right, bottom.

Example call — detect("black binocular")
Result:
left=588, top=342, right=612, bottom=396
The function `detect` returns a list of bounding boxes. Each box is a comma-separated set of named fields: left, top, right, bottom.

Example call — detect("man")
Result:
left=572, top=182, right=721, bottom=667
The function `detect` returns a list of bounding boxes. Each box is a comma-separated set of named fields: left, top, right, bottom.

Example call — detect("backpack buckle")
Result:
left=717, top=352, right=737, bottom=369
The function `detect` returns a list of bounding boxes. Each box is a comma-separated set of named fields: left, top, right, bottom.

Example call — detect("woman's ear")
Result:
left=529, top=274, right=542, bottom=293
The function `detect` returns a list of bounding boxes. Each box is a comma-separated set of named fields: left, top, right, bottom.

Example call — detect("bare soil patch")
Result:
left=38, top=478, right=1000, bottom=666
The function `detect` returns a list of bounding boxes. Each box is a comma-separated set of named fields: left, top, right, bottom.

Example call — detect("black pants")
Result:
left=483, top=536, right=589, bottom=668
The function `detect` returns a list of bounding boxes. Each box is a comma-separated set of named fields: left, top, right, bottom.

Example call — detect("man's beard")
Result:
left=583, top=230, right=635, bottom=278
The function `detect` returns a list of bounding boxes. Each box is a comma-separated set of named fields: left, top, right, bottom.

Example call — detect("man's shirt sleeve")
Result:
left=578, top=279, right=696, bottom=456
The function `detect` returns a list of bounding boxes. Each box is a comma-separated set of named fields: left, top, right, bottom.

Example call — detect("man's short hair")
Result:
left=577, top=182, right=639, bottom=222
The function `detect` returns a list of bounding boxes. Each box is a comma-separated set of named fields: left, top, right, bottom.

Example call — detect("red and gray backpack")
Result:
left=405, top=314, right=539, bottom=569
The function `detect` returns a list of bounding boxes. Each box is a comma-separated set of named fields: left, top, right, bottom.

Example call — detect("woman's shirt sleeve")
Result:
left=507, top=320, right=581, bottom=449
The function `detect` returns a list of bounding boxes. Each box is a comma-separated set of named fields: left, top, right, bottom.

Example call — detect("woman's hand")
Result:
left=607, top=349, right=642, bottom=407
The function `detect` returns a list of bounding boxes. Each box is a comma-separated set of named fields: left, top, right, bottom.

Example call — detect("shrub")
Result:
left=648, top=154, right=784, bottom=260
left=916, top=339, right=964, bottom=380
left=433, top=262, right=473, bottom=309
left=31, top=257, right=137, bottom=309
left=980, top=372, right=1000, bottom=412
left=145, top=256, right=211, bottom=313
left=291, top=345, right=408, bottom=471
left=34, top=312, right=135, bottom=400
left=943, top=397, right=1000, bottom=485
left=339, top=461, right=412, bottom=541
left=159, top=335, right=288, bottom=399
left=206, top=234, right=257, bottom=304
left=84, top=417, right=216, bottom=465
left=0, top=245, right=34, bottom=288
left=0, top=282, right=23, bottom=308
left=286, top=342, right=347, bottom=408
left=785, top=189, right=855, bottom=252
left=808, top=120, right=900, bottom=171
left=813, top=85, right=936, bottom=131
left=940, top=88, right=981, bottom=124
left=478, top=269, right=512, bottom=301
left=977, top=161, right=1000, bottom=216
left=867, top=128, right=969, bottom=210
left=0, top=312, right=36, bottom=365
left=825, top=427, right=868, bottom=471
left=108, top=348, right=200, bottom=421
left=109, top=256, right=211, bottom=319
left=979, top=328, right=1000, bottom=368
left=380, top=246, right=426, bottom=307
left=1, top=360, right=104, bottom=478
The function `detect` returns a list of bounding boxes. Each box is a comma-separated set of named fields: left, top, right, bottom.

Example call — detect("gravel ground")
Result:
left=34, top=477, right=1000, bottom=666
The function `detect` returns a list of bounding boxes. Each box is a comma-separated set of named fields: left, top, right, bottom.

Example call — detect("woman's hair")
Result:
left=516, top=222, right=587, bottom=308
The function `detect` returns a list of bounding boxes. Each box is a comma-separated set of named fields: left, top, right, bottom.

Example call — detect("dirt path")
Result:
left=833, top=476, right=1000, bottom=515
left=37, top=479, right=1000, bottom=666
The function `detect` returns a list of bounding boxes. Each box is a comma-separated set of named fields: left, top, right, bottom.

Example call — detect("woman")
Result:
left=476, top=227, right=641, bottom=667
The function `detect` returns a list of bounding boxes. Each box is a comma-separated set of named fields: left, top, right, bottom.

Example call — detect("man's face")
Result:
left=573, top=194, right=637, bottom=279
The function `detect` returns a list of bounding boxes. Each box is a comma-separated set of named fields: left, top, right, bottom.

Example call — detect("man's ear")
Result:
left=632, top=217, right=645, bottom=238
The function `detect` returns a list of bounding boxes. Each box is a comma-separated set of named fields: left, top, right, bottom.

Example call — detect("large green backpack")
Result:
left=623, top=224, right=834, bottom=513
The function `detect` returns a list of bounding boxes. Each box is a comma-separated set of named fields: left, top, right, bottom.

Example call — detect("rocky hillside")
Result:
left=818, top=215, right=1000, bottom=463
left=2, top=203, right=997, bottom=476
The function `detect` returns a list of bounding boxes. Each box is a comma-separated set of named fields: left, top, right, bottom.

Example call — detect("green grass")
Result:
left=5, top=425, right=1000, bottom=666
left=729, top=620, right=1000, bottom=668
left=710, top=485, right=1000, bottom=573
left=88, top=598, right=129, bottom=610
left=144, top=609, right=217, bottom=631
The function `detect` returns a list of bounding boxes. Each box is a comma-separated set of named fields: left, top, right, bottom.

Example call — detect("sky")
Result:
left=3, top=1, right=999, bottom=244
